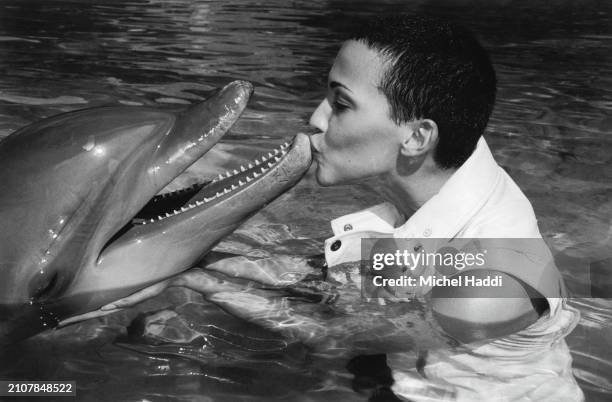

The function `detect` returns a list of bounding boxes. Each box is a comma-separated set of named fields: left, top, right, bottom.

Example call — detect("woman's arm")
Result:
left=58, top=252, right=322, bottom=326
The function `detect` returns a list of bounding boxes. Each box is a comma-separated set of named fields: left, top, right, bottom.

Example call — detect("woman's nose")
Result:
left=309, top=99, right=331, bottom=133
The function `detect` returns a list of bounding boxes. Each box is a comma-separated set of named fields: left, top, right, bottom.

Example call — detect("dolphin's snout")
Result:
left=225, top=80, right=254, bottom=97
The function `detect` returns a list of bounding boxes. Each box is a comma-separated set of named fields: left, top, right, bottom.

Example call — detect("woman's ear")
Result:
left=399, top=119, right=438, bottom=157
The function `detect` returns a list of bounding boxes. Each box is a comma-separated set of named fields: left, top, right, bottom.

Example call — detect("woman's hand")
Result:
left=202, top=251, right=323, bottom=286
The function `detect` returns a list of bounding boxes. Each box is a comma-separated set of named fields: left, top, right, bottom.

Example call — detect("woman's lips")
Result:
left=308, top=132, right=323, bottom=161
left=311, top=147, right=321, bottom=164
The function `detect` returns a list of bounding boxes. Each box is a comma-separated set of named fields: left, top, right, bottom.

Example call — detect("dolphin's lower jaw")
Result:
left=0, top=80, right=311, bottom=343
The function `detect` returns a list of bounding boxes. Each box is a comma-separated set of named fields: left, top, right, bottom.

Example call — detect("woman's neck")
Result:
left=379, top=163, right=457, bottom=218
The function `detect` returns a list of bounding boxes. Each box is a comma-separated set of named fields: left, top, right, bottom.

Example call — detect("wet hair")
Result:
left=349, top=15, right=497, bottom=169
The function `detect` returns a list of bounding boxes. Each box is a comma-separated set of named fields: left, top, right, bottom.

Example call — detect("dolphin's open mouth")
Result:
left=135, top=140, right=293, bottom=224
left=101, top=137, right=300, bottom=255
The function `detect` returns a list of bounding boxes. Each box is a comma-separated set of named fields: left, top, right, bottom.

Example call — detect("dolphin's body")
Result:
left=0, top=81, right=311, bottom=344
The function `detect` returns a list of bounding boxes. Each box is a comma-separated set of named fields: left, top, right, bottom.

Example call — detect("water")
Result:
left=0, top=0, right=610, bottom=400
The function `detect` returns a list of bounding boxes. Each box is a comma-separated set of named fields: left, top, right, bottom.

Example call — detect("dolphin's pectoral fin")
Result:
left=57, top=306, right=123, bottom=327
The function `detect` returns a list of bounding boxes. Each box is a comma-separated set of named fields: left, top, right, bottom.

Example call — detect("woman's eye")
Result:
left=332, top=100, right=349, bottom=112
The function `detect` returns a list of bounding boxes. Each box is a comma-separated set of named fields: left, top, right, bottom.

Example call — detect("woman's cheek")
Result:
left=326, top=116, right=353, bottom=148
left=324, top=128, right=343, bottom=149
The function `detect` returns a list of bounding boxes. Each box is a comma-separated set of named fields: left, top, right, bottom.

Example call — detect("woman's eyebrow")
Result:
left=329, top=80, right=353, bottom=92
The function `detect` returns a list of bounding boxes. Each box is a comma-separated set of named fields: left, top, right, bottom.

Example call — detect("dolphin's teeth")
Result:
left=166, top=212, right=172, bottom=217
left=268, top=152, right=274, bottom=158
left=260, top=167, right=267, bottom=173
left=280, top=142, right=289, bottom=149
left=267, top=162, right=274, bottom=168
left=180, top=206, right=187, bottom=212
left=158, top=215, right=164, bottom=221
left=150, top=219, right=155, bottom=223
left=274, top=156, right=281, bottom=162
left=255, top=158, right=261, bottom=165
left=216, top=192, right=222, bottom=197
left=253, top=172, right=260, bottom=178
left=204, top=197, right=212, bottom=203
left=188, top=203, right=196, bottom=209
left=239, top=179, right=245, bottom=185
left=218, top=173, right=224, bottom=180
left=196, top=200, right=203, bottom=206
left=261, top=155, right=268, bottom=162
left=240, top=165, right=246, bottom=172
left=225, top=171, right=231, bottom=178
left=233, top=169, right=239, bottom=175
left=274, top=148, right=281, bottom=154
left=224, top=188, right=230, bottom=194
left=246, top=175, right=253, bottom=182
left=231, top=184, right=237, bottom=190
left=248, top=163, right=254, bottom=169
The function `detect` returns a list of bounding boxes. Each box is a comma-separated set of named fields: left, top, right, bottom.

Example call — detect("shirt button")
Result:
left=423, top=228, right=432, bottom=237
left=331, top=240, right=342, bottom=251
left=343, top=224, right=353, bottom=232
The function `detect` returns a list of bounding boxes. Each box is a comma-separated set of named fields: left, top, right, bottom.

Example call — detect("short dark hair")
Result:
left=349, top=15, right=496, bottom=169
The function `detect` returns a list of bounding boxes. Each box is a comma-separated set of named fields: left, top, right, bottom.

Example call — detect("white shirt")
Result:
left=322, top=136, right=583, bottom=401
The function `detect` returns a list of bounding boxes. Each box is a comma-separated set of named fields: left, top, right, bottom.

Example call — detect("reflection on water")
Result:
left=0, top=0, right=610, bottom=401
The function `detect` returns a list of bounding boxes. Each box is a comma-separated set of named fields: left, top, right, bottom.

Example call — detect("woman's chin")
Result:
left=315, top=174, right=334, bottom=187
left=315, top=165, right=337, bottom=187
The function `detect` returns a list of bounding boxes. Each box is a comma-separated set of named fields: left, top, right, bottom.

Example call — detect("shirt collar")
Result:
left=395, top=136, right=502, bottom=239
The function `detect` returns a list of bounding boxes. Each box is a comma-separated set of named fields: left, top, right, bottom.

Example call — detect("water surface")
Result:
left=0, top=0, right=610, bottom=401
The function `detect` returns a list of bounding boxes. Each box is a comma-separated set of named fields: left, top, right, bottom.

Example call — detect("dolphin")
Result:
left=0, top=80, right=312, bottom=344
